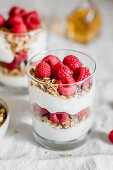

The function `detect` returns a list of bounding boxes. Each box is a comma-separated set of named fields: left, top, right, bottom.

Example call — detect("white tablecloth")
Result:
left=0, top=0, right=113, bottom=169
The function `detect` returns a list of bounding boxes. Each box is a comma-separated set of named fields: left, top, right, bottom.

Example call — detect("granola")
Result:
left=0, top=104, right=7, bottom=126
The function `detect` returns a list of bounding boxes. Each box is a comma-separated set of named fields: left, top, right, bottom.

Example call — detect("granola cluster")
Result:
left=0, top=104, right=7, bottom=126
left=38, top=111, right=89, bottom=129
left=30, top=67, right=91, bottom=100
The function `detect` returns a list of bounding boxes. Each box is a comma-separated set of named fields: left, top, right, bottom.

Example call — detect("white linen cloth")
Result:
left=0, top=0, right=113, bottom=169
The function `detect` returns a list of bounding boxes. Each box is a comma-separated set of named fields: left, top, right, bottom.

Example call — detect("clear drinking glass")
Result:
left=0, top=16, right=47, bottom=93
left=27, top=49, right=96, bottom=150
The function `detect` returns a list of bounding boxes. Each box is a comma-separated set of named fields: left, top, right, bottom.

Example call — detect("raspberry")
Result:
left=15, top=51, right=27, bottom=63
left=9, top=6, right=21, bottom=17
left=58, top=76, right=76, bottom=96
left=20, top=9, right=27, bottom=16
left=34, top=104, right=48, bottom=115
left=2, top=58, right=19, bottom=70
left=36, top=61, right=51, bottom=78
left=7, top=15, right=23, bottom=27
left=63, top=55, right=82, bottom=71
left=108, top=130, right=113, bottom=144
left=50, top=112, right=69, bottom=124
left=0, top=14, right=5, bottom=27
left=12, top=22, right=27, bottom=34
left=52, top=62, right=73, bottom=79
left=24, top=11, right=40, bottom=30
left=42, top=55, right=60, bottom=69
left=75, top=108, right=88, bottom=117
left=74, top=67, right=91, bottom=82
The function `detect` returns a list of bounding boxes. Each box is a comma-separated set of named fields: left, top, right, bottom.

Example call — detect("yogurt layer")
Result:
left=0, top=37, right=14, bottom=63
left=33, top=113, right=93, bottom=142
left=29, top=84, right=95, bottom=115
left=0, top=71, right=28, bottom=88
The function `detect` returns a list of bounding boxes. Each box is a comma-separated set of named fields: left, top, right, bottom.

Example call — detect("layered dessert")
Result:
left=28, top=53, right=95, bottom=143
left=0, top=6, right=46, bottom=88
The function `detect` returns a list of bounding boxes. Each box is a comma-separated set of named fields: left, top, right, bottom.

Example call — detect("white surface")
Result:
left=33, top=114, right=93, bottom=142
left=29, top=84, right=95, bottom=115
left=0, top=0, right=113, bottom=169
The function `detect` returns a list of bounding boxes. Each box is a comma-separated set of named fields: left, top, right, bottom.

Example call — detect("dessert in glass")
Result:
left=27, top=49, right=96, bottom=150
left=0, top=6, right=46, bottom=91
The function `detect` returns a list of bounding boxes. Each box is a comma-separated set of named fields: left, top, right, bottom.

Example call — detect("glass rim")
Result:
left=0, top=98, right=9, bottom=127
left=27, top=48, right=96, bottom=85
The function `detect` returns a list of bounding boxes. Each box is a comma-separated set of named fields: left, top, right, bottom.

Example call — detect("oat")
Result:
left=14, top=130, right=19, bottom=134
left=0, top=104, right=7, bottom=126
left=101, top=124, right=104, bottom=128
left=0, top=158, right=2, bottom=160
left=59, top=154, right=66, bottom=157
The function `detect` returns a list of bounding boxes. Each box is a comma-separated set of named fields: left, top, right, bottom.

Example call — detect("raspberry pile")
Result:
left=35, top=55, right=91, bottom=96
left=0, top=6, right=41, bottom=34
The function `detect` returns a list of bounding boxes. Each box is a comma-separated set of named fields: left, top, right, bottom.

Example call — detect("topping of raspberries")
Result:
left=24, top=11, right=40, bottom=30
left=7, top=15, right=23, bottom=27
left=2, top=58, right=19, bottom=70
left=42, top=55, right=60, bottom=69
left=52, top=62, right=73, bottom=79
left=0, top=14, right=5, bottom=27
left=9, top=6, right=21, bottom=17
left=74, top=67, right=91, bottom=82
left=12, top=22, right=27, bottom=34
left=34, top=104, right=49, bottom=116
left=36, top=61, right=51, bottom=78
left=58, top=76, right=76, bottom=96
left=108, top=130, right=113, bottom=144
left=50, top=112, right=69, bottom=124
left=63, top=55, right=82, bottom=71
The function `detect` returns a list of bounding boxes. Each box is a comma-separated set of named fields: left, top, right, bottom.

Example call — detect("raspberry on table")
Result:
left=42, top=55, right=60, bottom=69
left=36, top=61, right=51, bottom=78
left=58, top=76, right=76, bottom=96
left=63, top=55, right=82, bottom=71
left=108, top=130, right=113, bottom=144
left=52, top=62, right=73, bottom=79
left=50, top=112, right=69, bottom=124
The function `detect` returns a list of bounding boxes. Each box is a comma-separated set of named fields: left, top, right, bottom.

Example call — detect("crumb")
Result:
left=0, top=158, right=2, bottom=160
left=14, top=130, right=19, bottom=134
left=45, top=151, right=48, bottom=154
left=69, top=154, right=72, bottom=157
left=59, top=154, right=66, bottom=157
left=101, top=124, right=104, bottom=128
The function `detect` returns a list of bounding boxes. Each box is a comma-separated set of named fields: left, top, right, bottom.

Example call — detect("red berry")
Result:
left=75, top=108, right=88, bottom=117
left=63, top=55, right=82, bottom=71
left=42, top=55, right=60, bottom=69
left=36, top=61, right=51, bottom=78
left=34, top=104, right=48, bottom=115
left=108, top=130, right=113, bottom=144
left=50, top=112, right=69, bottom=124
left=9, top=6, right=21, bottom=17
left=74, top=67, right=91, bottom=82
left=52, top=62, right=73, bottom=79
left=2, top=58, right=19, bottom=70
left=20, top=9, right=27, bottom=16
left=7, top=15, right=23, bottom=27
left=12, top=22, right=27, bottom=34
left=58, top=76, right=76, bottom=96
left=0, top=14, right=5, bottom=27
left=24, top=11, right=40, bottom=30
left=15, top=51, right=27, bottom=63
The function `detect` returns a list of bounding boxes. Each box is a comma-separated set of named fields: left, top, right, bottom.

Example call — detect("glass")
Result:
left=27, top=49, right=96, bottom=150
left=0, top=10, right=47, bottom=93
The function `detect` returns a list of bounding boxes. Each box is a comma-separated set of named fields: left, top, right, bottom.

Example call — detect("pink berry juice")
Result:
left=27, top=49, right=96, bottom=150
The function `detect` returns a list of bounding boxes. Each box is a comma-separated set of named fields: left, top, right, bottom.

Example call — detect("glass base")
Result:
left=33, top=129, right=91, bottom=151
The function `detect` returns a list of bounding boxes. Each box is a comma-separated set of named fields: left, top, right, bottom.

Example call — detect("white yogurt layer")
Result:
left=0, top=37, right=14, bottom=63
left=29, top=84, right=95, bottom=115
left=33, top=114, right=93, bottom=142
left=0, top=71, right=28, bottom=88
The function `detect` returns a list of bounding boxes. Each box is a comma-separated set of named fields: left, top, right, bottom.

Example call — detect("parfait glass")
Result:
left=27, top=49, right=96, bottom=150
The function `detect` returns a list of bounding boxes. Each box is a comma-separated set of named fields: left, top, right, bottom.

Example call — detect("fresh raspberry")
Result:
left=34, top=104, right=48, bottom=115
left=63, top=55, right=82, bottom=71
left=58, top=76, right=76, bottom=96
left=108, top=130, right=113, bottom=144
left=15, top=51, right=27, bottom=63
left=20, top=9, right=27, bottom=16
left=42, top=55, right=60, bottom=69
left=24, top=11, right=40, bottom=30
left=0, top=14, right=5, bottom=27
left=9, top=6, right=21, bottom=17
left=74, top=67, right=91, bottom=82
left=52, top=62, right=73, bottom=79
left=12, top=22, right=27, bottom=34
left=36, top=61, right=51, bottom=78
left=7, top=15, right=23, bottom=27
left=50, top=112, right=69, bottom=124
left=2, top=58, right=19, bottom=70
